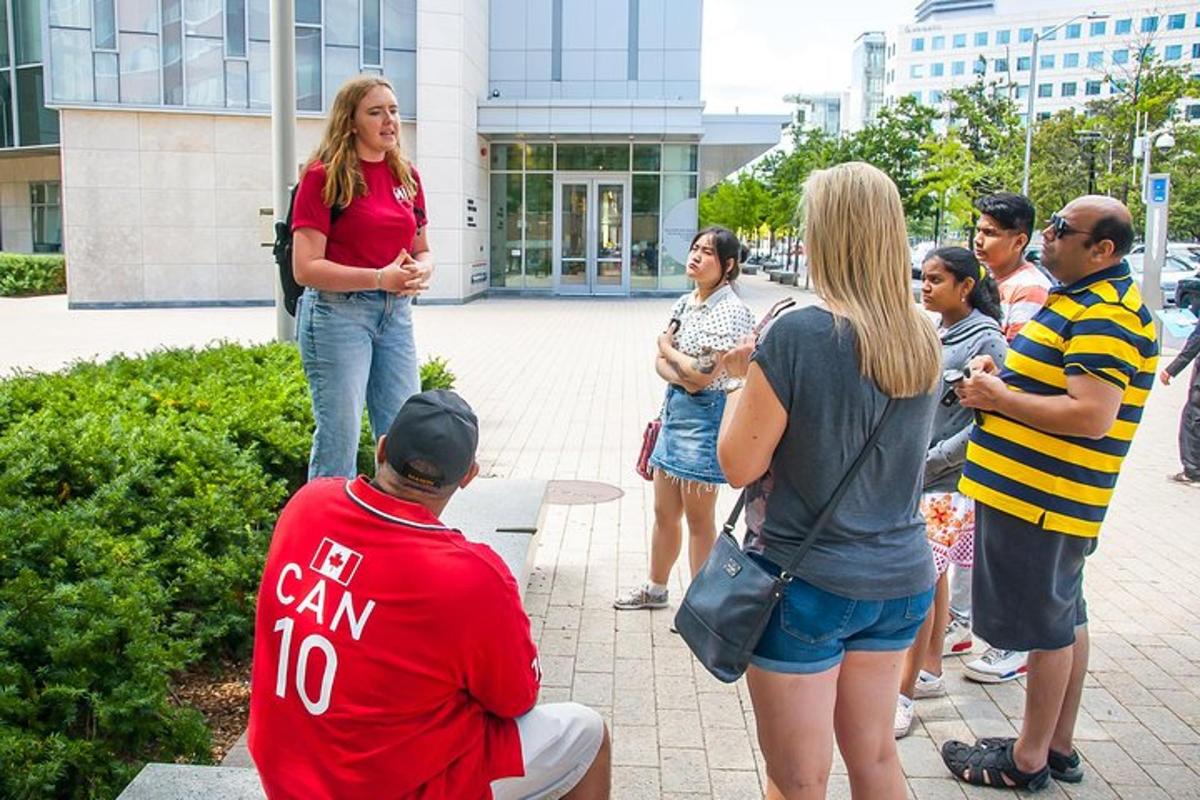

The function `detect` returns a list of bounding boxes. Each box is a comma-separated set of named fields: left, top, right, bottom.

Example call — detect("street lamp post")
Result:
left=269, top=0, right=298, bottom=343
left=1021, top=13, right=1109, bottom=197
left=1140, top=128, right=1175, bottom=313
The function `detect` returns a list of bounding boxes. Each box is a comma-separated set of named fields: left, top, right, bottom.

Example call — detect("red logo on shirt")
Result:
left=309, top=538, right=363, bottom=587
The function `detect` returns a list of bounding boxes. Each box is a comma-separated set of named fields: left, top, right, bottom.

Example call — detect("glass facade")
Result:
left=30, top=181, right=63, bottom=252
left=489, top=141, right=699, bottom=293
left=42, top=0, right=418, bottom=115
left=0, top=0, right=57, bottom=145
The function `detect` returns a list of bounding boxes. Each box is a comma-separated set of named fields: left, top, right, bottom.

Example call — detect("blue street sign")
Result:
left=1149, top=174, right=1170, bottom=205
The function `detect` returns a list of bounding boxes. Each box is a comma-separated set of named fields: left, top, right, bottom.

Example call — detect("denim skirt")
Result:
left=648, top=384, right=727, bottom=485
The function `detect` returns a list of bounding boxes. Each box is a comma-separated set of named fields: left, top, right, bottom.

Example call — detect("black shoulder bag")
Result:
left=674, top=398, right=899, bottom=683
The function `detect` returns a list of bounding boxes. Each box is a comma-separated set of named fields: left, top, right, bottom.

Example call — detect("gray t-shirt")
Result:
left=743, top=306, right=938, bottom=600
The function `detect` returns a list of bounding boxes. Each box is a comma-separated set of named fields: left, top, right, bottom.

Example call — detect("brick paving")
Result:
left=4, top=275, right=1200, bottom=798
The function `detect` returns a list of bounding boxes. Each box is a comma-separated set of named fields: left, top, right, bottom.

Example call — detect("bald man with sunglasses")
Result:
left=939, top=196, right=1159, bottom=791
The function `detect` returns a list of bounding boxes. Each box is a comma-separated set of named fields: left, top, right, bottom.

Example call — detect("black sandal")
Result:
left=942, top=738, right=1051, bottom=790
left=977, top=736, right=1083, bottom=783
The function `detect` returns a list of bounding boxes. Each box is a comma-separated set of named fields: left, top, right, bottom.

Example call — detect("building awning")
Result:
left=698, top=114, right=790, bottom=191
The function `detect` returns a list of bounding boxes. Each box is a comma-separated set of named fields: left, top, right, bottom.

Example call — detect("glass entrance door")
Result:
left=553, top=176, right=631, bottom=295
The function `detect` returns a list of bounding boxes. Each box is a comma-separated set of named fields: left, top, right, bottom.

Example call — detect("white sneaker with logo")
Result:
left=894, top=695, right=915, bottom=739
left=943, top=618, right=974, bottom=656
left=913, top=670, right=946, bottom=699
left=963, top=648, right=1028, bottom=683
left=613, top=583, right=668, bottom=610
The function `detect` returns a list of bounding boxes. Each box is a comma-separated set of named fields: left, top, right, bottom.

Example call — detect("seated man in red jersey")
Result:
left=248, top=390, right=611, bottom=800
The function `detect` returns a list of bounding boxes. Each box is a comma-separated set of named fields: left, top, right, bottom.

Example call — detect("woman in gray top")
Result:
left=895, top=247, right=1007, bottom=739
left=719, top=163, right=941, bottom=800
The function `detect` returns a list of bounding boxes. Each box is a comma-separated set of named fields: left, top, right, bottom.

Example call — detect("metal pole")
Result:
left=270, top=0, right=298, bottom=343
left=1021, top=34, right=1038, bottom=196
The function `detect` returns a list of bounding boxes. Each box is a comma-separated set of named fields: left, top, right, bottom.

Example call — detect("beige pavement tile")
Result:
left=703, top=727, right=757, bottom=770
left=572, top=670, right=614, bottom=707
left=611, top=765, right=661, bottom=799
left=1128, top=705, right=1200, bottom=745
left=908, top=777, right=969, bottom=799
left=613, top=689, right=657, bottom=726
left=661, top=748, right=711, bottom=794
left=1077, top=741, right=1156, bottom=786
left=900, top=734, right=953, bottom=778
left=574, top=641, right=614, bottom=673
left=1101, top=721, right=1183, bottom=765
left=707, top=769, right=762, bottom=800
left=613, top=724, right=659, bottom=767
left=1142, top=764, right=1200, bottom=799
left=657, top=708, right=705, bottom=749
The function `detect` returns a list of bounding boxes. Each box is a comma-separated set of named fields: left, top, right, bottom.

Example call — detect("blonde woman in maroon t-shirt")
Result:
left=292, top=76, right=434, bottom=479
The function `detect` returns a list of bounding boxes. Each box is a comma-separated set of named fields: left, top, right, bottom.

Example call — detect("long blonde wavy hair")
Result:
left=305, top=75, right=417, bottom=210
left=803, top=162, right=941, bottom=398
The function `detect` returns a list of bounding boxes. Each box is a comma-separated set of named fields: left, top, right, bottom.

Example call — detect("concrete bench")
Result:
left=117, top=478, right=548, bottom=799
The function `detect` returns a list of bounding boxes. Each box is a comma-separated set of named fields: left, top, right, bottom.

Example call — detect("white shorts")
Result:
left=490, top=703, right=605, bottom=800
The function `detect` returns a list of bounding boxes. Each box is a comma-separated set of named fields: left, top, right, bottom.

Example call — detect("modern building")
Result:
left=787, top=92, right=842, bottom=137
left=885, top=0, right=1200, bottom=122
left=845, top=31, right=886, bottom=132
left=1, top=0, right=786, bottom=306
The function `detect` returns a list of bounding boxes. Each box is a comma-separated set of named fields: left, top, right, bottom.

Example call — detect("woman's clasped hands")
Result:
left=379, top=249, right=432, bottom=295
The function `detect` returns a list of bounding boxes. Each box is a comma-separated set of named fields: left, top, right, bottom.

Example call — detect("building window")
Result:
left=1168, top=14, right=1185, bottom=30
left=1019, top=27, right=1033, bottom=43
left=1188, top=104, right=1200, bottom=121
left=1066, top=23, right=1081, bottom=39
left=910, top=90, right=922, bottom=103
left=30, top=182, right=63, bottom=253
left=93, top=0, right=118, bottom=49
left=1040, top=54, right=1054, bottom=69
left=1165, top=44, right=1183, bottom=61
left=1038, top=83, right=1053, bottom=98
left=1111, top=78, right=1127, bottom=93
left=910, top=64, right=924, bottom=78
left=225, top=0, right=247, bottom=58
left=1061, top=81, right=1076, bottom=96
left=361, top=0, right=382, bottom=67
left=1037, top=111, right=1051, bottom=121
left=1041, top=26, right=1057, bottom=41
left=1087, top=51, right=1103, bottom=68
left=1017, top=56, right=1030, bottom=71
left=1090, top=21, right=1106, bottom=36
left=1016, top=84, right=1028, bottom=99
left=996, top=29, right=1010, bottom=45
left=994, top=57, right=1009, bottom=72
left=912, top=37, right=925, bottom=52
left=973, top=58, right=986, bottom=75
left=932, top=35, right=945, bottom=50
left=974, top=32, right=987, bottom=46
left=930, top=89, right=943, bottom=103
left=952, top=33, right=966, bottom=48
left=952, top=61, right=965, bottom=76
left=1115, top=19, right=1132, bottom=35
left=1112, top=49, right=1128, bottom=65
left=930, top=62, right=944, bottom=77
left=1085, top=80, right=1101, bottom=95
left=1141, top=17, right=1158, bottom=33
left=1063, top=52, right=1079, bottom=68
left=1139, top=45, right=1155, bottom=62
left=1193, top=43, right=1200, bottom=59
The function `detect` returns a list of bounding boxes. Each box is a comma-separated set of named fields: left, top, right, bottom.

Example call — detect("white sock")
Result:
left=647, top=581, right=668, bottom=595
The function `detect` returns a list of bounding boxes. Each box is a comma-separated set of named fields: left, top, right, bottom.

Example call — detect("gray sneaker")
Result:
left=613, top=584, right=668, bottom=610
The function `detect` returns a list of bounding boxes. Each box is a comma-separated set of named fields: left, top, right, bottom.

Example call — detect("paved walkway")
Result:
left=3, top=277, right=1199, bottom=799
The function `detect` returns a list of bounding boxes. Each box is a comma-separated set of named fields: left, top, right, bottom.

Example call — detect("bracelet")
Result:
left=375, top=268, right=384, bottom=290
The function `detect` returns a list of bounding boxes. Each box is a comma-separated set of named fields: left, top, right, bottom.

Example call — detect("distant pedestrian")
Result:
left=292, top=75, right=434, bottom=480
left=719, top=162, right=941, bottom=799
left=943, top=195, right=1158, bottom=791
left=1160, top=319, right=1200, bottom=486
left=614, top=227, right=755, bottom=613
left=894, top=247, right=1007, bottom=739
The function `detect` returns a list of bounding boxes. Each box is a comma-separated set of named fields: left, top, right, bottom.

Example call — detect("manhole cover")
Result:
left=545, top=480, right=624, bottom=505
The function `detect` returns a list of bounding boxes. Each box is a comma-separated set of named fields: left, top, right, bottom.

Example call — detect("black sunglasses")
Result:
left=1048, top=213, right=1096, bottom=240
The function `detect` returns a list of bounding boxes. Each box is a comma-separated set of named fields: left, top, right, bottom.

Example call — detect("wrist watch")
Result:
left=724, top=377, right=746, bottom=393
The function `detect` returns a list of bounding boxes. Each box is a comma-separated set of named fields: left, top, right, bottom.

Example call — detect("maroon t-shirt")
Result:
left=293, top=159, right=428, bottom=269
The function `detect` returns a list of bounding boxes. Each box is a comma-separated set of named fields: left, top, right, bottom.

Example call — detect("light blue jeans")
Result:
left=297, top=288, right=420, bottom=480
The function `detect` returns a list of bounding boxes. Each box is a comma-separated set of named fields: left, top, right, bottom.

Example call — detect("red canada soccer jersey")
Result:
left=292, top=159, right=428, bottom=269
left=247, top=477, right=540, bottom=800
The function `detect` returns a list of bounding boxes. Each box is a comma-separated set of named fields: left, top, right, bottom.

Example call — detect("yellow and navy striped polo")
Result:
left=959, top=262, right=1158, bottom=537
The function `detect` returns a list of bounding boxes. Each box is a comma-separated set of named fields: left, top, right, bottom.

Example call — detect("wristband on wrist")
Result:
left=375, top=267, right=385, bottom=290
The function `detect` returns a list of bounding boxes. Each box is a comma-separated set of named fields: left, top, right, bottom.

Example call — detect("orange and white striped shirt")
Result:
left=996, top=261, right=1052, bottom=343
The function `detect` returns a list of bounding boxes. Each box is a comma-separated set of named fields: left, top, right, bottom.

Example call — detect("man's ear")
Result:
left=375, top=435, right=388, bottom=468
left=459, top=461, right=480, bottom=490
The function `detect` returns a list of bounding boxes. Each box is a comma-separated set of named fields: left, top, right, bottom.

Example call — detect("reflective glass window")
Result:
left=383, top=48, right=415, bottom=117
left=996, top=29, right=1010, bottom=44
left=296, top=0, right=320, bottom=25
left=659, top=174, right=697, bottom=290
left=30, top=182, right=62, bottom=253
left=951, top=60, right=964, bottom=76
left=527, top=144, right=553, bottom=170
left=994, top=58, right=1008, bottom=72
left=49, top=0, right=89, bottom=27
left=248, top=0, right=268, bottom=40
left=249, top=40, right=269, bottom=107
left=974, top=32, right=987, bottom=46
left=1040, top=54, right=1054, bottom=69
left=1165, top=44, right=1182, bottom=61
left=632, top=174, right=660, bottom=290
left=1065, top=23, right=1080, bottom=39
left=1061, top=81, right=1076, bottom=96
left=92, top=0, right=116, bottom=48
left=525, top=174, right=553, bottom=288
left=1017, top=56, right=1030, bottom=71
left=490, top=142, right=525, bottom=170
left=120, top=0, right=160, bottom=33
left=911, top=37, right=924, bottom=52
left=184, top=0, right=220, bottom=36
left=932, top=35, right=944, bottom=50
left=1089, top=21, right=1106, bottom=36
left=1141, top=17, right=1157, bottom=33
left=556, top=144, right=630, bottom=171
left=296, top=26, right=322, bottom=111
left=325, top=0, right=357, bottom=45
left=1016, top=85, right=1028, bottom=99
left=930, top=62, right=943, bottom=77
left=162, top=0, right=184, bottom=103
left=1111, top=49, right=1127, bottom=65
left=952, top=33, right=965, bottom=48
left=0, top=2, right=8, bottom=67
left=1063, top=53, right=1079, bottom=67
left=50, top=29, right=93, bottom=102
left=1085, top=80, right=1101, bottom=95
left=1038, top=83, right=1052, bottom=98
left=226, top=0, right=247, bottom=57
left=1167, top=14, right=1184, bottom=30
left=119, top=32, right=160, bottom=103
left=185, top=36, right=223, bottom=105
left=94, top=51, right=119, bottom=102
left=0, top=73, right=13, bottom=146
left=1019, top=27, right=1033, bottom=43
left=14, top=0, right=43, bottom=64
left=662, top=144, right=697, bottom=172
left=633, top=144, right=661, bottom=171
left=1115, top=19, right=1131, bottom=34
left=384, top=0, right=416, bottom=49
left=324, top=45, right=359, bottom=108
left=489, top=173, right=523, bottom=288
left=225, top=59, right=247, bottom=108
left=1087, top=51, right=1103, bottom=68
left=17, top=67, right=59, bottom=145
left=363, top=0, right=382, bottom=66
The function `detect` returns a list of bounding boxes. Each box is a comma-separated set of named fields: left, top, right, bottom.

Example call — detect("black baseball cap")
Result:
left=383, top=390, right=479, bottom=489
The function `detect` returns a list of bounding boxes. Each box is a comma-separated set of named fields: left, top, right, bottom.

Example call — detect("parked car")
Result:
left=1126, top=253, right=1196, bottom=306
left=1176, top=275, right=1200, bottom=314
left=1130, top=242, right=1200, bottom=268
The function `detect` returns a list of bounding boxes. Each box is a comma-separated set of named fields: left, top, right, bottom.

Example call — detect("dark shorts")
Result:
left=748, top=554, right=934, bottom=675
left=973, top=503, right=1098, bottom=652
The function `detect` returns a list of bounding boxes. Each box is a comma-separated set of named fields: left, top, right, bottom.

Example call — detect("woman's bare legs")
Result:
left=836, top=650, right=910, bottom=800
left=748, top=665, right=839, bottom=800
left=648, top=471, right=685, bottom=585
left=921, top=573, right=952, bottom=677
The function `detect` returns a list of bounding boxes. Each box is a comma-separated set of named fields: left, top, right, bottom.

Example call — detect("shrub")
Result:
left=420, top=355, right=457, bottom=391
left=0, top=343, right=456, bottom=798
left=0, top=253, right=67, bottom=297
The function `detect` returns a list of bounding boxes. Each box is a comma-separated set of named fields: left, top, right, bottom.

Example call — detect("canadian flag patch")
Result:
left=309, top=537, right=364, bottom=587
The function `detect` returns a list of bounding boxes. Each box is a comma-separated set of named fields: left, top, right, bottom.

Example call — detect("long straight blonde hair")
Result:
left=305, top=75, right=418, bottom=210
left=803, top=162, right=940, bottom=398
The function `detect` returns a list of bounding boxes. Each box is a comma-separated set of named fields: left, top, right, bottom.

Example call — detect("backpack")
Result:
left=273, top=184, right=343, bottom=316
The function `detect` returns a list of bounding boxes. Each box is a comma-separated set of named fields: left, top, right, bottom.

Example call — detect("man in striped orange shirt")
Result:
left=974, top=192, right=1053, bottom=343
left=941, top=196, right=1158, bottom=791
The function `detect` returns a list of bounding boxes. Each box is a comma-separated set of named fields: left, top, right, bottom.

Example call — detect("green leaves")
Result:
left=0, top=254, right=66, bottom=298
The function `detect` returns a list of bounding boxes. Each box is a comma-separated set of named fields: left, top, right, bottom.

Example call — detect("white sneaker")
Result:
left=913, top=670, right=946, bottom=699
left=963, top=648, right=1028, bottom=683
left=894, top=695, right=914, bottom=739
left=943, top=618, right=974, bottom=656
left=613, top=584, right=668, bottom=610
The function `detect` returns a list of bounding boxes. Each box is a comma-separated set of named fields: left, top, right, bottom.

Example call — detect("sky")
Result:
left=700, top=0, right=914, bottom=115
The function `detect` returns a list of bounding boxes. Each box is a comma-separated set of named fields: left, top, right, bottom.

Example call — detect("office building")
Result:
left=846, top=31, right=886, bottom=131
left=1, top=0, right=786, bottom=305
left=788, top=92, right=842, bottom=137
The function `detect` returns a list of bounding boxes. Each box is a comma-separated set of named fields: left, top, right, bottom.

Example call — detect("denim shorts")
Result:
left=648, top=384, right=726, bottom=485
left=749, top=554, right=935, bottom=675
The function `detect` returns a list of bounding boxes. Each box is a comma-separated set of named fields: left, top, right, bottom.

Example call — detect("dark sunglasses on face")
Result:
left=1048, top=213, right=1095, bottom=240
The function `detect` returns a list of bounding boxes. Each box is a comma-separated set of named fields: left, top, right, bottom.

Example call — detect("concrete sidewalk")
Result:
left=4, top=276, right=1200, bottom=798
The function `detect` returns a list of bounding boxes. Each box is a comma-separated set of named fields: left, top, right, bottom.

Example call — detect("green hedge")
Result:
left=0, top=253, right=67, bottom=297
left=0, top=344, right=452, bottom=799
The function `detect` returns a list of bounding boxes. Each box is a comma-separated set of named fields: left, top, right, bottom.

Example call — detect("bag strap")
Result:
left=721, top=398, right=899, bottom=577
